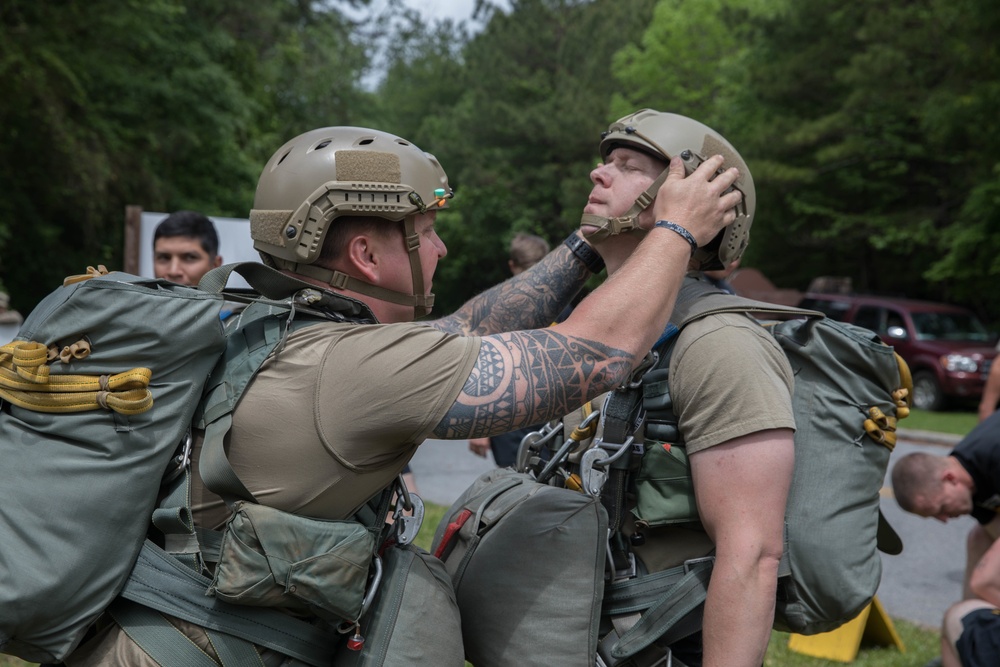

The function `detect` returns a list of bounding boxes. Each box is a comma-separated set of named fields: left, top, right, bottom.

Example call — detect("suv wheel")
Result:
left=912, top=371, right=945, bottom=411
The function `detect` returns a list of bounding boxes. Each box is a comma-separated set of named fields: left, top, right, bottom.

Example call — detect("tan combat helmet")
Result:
left=581, top=109, right=755, bottom=271
left=250, top=126, right=453, bottom=317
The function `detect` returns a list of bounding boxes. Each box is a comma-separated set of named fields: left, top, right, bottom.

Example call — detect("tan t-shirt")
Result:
left=669, top=312, right=795, bottom=453
left=192, top=320, right=481, bottom=529
left=633, top=312, right=796, bottom=572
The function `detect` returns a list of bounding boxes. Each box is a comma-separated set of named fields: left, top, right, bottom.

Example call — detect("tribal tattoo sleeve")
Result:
left=432, top=328, right=633, bottom=439
left=430, top=245, right=590, bottom=336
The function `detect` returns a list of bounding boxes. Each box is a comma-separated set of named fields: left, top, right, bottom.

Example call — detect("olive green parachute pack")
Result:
left=433, top=277, right=911, bottom=666
left=0, top=263, right=463, bottom=666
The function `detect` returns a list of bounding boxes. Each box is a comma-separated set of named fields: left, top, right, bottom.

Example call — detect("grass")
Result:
left=901, top=408, right=977, bottom=436
left=765, top=618, right=939, bottom=666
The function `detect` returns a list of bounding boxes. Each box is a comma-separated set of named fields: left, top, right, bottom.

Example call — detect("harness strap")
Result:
left=110, top=599, right=224, bottom=667
left=602, top=558, right=714, bottom=660
left=120, top=541, right=334, bottom=667
left=111, top=598, right=267, bottom=667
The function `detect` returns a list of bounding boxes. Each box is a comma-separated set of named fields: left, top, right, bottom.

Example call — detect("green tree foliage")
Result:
left=0, top=0, right=374, bottom=313
left=375, top=0, right=655, bottom=314
left=4, top=0, right=999, bottom=325
left=614, top=0, right=1000, bottom=320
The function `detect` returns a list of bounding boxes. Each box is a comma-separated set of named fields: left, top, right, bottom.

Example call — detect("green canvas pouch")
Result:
left=632, top=367, right=699, bottom=528
left=631, top=441, right=698, bottom=528
left=210, top=501, right=375, bottom=623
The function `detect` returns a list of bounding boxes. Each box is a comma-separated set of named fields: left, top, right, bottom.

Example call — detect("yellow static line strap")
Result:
left=0, top=341, right=153, bottom=415
left=63, top=265, right=110, bottom=286
left=569, top=401, right=598, bottom=443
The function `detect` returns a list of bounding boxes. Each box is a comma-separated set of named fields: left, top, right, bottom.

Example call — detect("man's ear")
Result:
left=212, top=255, right=223, bottom=269
left=344, top=234, right=380, bottom=282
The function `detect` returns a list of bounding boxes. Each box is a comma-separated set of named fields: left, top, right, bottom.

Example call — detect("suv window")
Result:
left=911, top=311, right=992, bottom=342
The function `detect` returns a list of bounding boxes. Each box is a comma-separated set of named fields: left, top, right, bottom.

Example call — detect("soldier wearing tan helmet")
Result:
left=569, top=109, right=793, bottom=667
left=67, top=125, right=741, bottom=665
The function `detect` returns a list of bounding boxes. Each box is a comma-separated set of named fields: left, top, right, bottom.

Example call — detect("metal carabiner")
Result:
left=594, top=436, right=635, bottom=468
left=535, top=410, right=602, bottom=483
left=162, top=431, right=193, bottom=484
left=338, top=554, right=384, bottom=634
left=392, top=493, right=425, bottom=546
left=621, top=350, right=659, bottom=390
left=514, top=422, right=561, bottom=472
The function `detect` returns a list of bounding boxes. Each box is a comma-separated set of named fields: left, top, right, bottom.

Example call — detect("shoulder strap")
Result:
left=200, top=261, right=377, bottom=322
left=197, top=305, right=340, bottom=504
left=670, top=276, right=823, bottom=328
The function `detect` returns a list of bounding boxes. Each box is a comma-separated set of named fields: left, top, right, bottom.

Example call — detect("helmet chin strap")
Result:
left=579, top=168, right=669, bottom=241
left=271, top=217, right=434, bottom=320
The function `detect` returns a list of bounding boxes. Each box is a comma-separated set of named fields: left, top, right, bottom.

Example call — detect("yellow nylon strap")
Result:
left=3, top=341, right=50, bottom=382
left=569, top=401, right=598, bottom=443
left=892, top=352, right=912, bottom=420
left=63, top=265, right=110, bottom=286
left=862, top=351, right=914, bottom=451
left=0, top=340, right=153, bottom=415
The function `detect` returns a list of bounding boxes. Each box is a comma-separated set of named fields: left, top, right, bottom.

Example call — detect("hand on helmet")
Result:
left=648, top=155, right=743, bottom=246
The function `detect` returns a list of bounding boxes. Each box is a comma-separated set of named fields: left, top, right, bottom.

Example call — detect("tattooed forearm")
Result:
left=429, top=244, right=591, bottom=335
left=432, top=329, right=633, bottom=439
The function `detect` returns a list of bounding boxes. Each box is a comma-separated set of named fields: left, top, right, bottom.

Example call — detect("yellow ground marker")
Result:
left=787, top=596, right=905, bottom=662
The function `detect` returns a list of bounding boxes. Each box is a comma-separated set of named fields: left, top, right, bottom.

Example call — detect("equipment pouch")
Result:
left=632, top=443, right=699, bottom=528
left=210, top=501, right=375, bottom=623
left=632, top=368, right=699, bottom=527
left=334, top=543, right=465, bottom=667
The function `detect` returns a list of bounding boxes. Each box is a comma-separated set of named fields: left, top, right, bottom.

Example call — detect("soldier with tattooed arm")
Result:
left=67, top=125, right=740, bottom=665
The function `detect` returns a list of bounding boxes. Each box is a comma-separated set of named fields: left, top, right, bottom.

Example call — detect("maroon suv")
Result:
left=798, top=293, right=998, bottom=411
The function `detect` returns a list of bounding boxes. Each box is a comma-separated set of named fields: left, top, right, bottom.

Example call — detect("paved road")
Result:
left=408, top=428, right=968, bottom=630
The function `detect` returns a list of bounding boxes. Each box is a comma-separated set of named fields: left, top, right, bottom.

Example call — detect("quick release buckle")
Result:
left=683, top=555, right=716, bottom=575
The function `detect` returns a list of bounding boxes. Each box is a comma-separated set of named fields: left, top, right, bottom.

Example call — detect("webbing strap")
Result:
left=604, top=559, right=713, bottom=660
left=601, top=386, right=642, bottom=447
left=669, top=278, right=822, bottom=329
left=581, top=170, right=670, bottom=242
left=199, top=262, right=313, bottom=301
left=200, top=413, right=256, bottom=504
left=598, top=378, right=645, bottom=544
left=111, top=599, right=222, bottom=667
left=111, top=598, right=268, bottom=667
left=206, top=626, right=267, bottom=667
left=120, top=541, right=334, bottom=666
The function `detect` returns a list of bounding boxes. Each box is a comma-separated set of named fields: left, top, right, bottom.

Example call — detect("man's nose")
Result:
left=590, top=162, right=611, bottom=186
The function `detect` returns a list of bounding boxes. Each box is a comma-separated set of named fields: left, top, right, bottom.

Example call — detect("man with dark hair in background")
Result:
left=152, top=210, right=223, bottom=286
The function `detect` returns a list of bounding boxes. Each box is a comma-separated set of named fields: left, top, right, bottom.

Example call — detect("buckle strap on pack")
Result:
left=120, top=540, right=334, bottom=667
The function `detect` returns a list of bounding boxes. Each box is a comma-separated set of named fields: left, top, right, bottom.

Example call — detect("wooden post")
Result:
left=123, top=205, right=143, bottom=275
